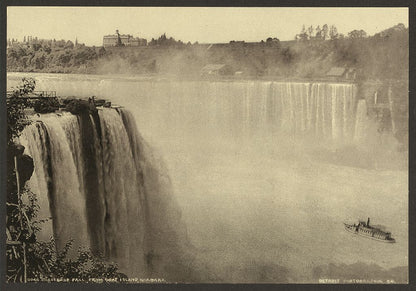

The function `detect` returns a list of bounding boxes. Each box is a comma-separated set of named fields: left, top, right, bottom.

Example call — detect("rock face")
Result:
left=7, top=143, right=34, bottom=194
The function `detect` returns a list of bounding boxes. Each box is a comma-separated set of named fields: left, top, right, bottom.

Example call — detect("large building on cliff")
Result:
left=103, top=30, right=147, bottom=47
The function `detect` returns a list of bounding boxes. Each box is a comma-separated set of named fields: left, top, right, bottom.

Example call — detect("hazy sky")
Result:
left=8, top=7, right=408, bottom=45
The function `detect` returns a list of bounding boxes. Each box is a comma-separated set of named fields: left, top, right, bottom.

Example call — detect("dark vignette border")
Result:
left=0, top=1, right=414, bottom=291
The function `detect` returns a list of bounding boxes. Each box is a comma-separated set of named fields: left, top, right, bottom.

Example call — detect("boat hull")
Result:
left=344, top=224, right=396, bottom=243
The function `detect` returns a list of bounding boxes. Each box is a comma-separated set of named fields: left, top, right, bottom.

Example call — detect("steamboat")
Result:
left=344, top=218, right=395, bottom=243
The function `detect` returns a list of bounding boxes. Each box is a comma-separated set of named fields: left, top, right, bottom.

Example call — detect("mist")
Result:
left=7, top=73, right=408, bottom=283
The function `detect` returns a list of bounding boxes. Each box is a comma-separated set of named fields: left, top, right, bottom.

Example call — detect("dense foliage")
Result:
left=148, top=33, right=186, bottom=47
left=7, top=24, right=408, bottom=80
left=290, top=23, right=408, bottom=80
left=7, top=39, right=102, bottom=73
left=6, top=77, right=34, bottom=143
left=33, top=98, right=60, bottom=114
left=7, top=185, right=127, bottom=282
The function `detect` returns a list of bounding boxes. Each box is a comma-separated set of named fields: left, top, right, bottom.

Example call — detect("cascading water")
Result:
left=267, top=82, right=356, bottom=142
left=10, top=74, right=360, bottom=145
left=354, top=99, right=369, bottom=144
left=20, top=115, right=90, bottom=252
left=9, top=73, right=407, bottom=283
left=97, top=80, right=358, bottom=144
left=19, top=108, right=191, bottom=279
left=19, top=122, right=54, bottom=242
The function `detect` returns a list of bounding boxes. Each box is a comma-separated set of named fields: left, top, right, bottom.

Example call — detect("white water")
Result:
left=18, top=107, right=191, bottom=279
left=20, top=114, right=90, bottom=253
left=19, top=122, right=54, bottom=242
left=9, top=73, right=408, bottom=282
left=8, top=73, right=359, bottom=144
left=98, top=109, right=146, bottom=273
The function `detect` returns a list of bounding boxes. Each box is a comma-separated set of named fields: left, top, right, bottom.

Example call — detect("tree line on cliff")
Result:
left=7, top=39, right=104, bottom=73
left=7, top=24, right=408, bottom=80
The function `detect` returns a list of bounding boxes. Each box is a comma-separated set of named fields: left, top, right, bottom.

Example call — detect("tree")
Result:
left=43, top=44, right=52, bottom=54
left=266, top=37, right=280, bottom=47
left=315, top=25, right=322, bottom=40
left=301, top=25, right=307, bottom=35
left=32, top=43, right=41, bottom=52
left=322, top=24, right=329, bottom=40
left=148, top=33, right=183, bottom=47
left=55, top=40, right=66, bottom=48
left=64, top=40, right=74, bottom=49
left=308, top=26, right=314, bottom=39
left=160, top=33, right=167, bottom=42
left=33, top=97, right=60, bottom=113
left=7, top=77, right=35, bottom=143
left=348, top=29, right=367, bottom=39
left=98, top=46, right=106, bottom=57
left=57, top=51, right=72, bottom=66
left=330, top=25, right=339, bottom=40
left=7, top=78, right=36, bottom=282
left=297, top=25, right=308, bottom=41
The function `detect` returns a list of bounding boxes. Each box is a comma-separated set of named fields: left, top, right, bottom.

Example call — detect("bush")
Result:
left=27, top=239, right=127, bottom=282
left=6, top=77, right=35, bottom=143
left=33, top=97, right=60, bottom=113
left=7, top=186, right=127, bottom=282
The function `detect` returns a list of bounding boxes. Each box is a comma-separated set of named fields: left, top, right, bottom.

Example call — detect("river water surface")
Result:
left=7, top=73, right=408, bottom=283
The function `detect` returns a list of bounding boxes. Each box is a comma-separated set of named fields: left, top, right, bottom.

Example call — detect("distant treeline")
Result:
left=294, top=24, right=368, bottom=41
left=7, top=39, right=105, bottom=73
left=7, top=24, right=408, bottom=80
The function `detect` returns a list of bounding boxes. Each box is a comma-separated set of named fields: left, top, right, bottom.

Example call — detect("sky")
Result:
left=7, top=7, right=408, bottom=46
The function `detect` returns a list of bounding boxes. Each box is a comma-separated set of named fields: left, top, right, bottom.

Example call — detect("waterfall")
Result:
left=20, top=108, right=190, bottom=279
left=21, top=114, right=90, bottom=252
left=98, top=109, right=147, bottom=273
left=354, top=99, right=369, bottom=144
left=10, top=74, right=359, bottom=144
left=20, top=122, right=54, bottom=242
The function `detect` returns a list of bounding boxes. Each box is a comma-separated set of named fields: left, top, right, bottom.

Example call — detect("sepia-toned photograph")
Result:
left=5, top=5, right=409, bottom=284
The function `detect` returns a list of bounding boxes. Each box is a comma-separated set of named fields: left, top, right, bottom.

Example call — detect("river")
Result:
left=7, top=72, right=408, bottom=283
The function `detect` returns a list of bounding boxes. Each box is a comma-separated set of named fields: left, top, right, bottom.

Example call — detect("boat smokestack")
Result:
left=367, top=217, right=370, bottom=226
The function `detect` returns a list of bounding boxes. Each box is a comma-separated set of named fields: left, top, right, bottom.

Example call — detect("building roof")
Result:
left=103, top=34, right=133, bottom=38
left=326, top=67, right=347, bottom=77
